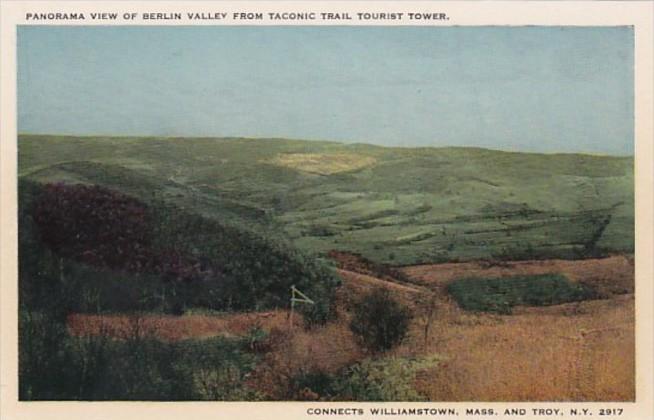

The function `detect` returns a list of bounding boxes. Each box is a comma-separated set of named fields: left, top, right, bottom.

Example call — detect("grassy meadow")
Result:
left=17, top=135, right=634, bottom=401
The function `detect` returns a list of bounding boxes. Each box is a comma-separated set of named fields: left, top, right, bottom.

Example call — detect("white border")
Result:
left=1, top=2, right=652, bottom=420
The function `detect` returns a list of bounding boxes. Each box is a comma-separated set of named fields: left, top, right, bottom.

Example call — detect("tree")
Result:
left=349, top=288, right=412, bottom=353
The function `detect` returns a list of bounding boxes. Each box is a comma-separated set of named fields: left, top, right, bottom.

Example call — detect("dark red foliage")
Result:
left=32, top=183, right=205, bottom=283
left=34, top=183, right=149, bottom=268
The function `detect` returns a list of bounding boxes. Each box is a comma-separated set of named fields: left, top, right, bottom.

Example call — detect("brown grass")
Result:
left=397, top=255, right=635, bottom=401
left=404, top=295, right=634, bottom=401
left=245, top=318, right=364, bottom=399
left=67, top=310, right=290, bottom=341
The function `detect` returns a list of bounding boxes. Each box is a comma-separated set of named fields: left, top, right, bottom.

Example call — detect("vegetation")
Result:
left=18, top=135, right=634, bottom=265
left=350, top=289, right=412, bottom=352
left=336, top=355, right=440, bottom=401
left=20, top=180, right=340, bottom=317
left=16, top=135, right=635, bottom=402
left=288, top=355, right=440, bottom=401
left=19, top=309, right=261, bottom=400
left=18, top=253, right=263, bottom=401
left=447, top=274, right=598, bottom=314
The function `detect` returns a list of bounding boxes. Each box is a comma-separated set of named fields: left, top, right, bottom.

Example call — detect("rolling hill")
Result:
left=17, top=134, right=635, bottom=402
left=18, top=134, right=634, bottom=265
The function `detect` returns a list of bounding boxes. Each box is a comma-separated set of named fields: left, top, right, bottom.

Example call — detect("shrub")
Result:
left=300, top=294, right=337, bottom=328
left=287, top=355, right=441, bottom=401
left=245, top=325, right=269, bottom=353
left=349, top=288, right=412, bottom=353
left=336, top=356, right=439, bottom=401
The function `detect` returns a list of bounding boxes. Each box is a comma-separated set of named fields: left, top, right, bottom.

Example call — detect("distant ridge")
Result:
left=17, top=133, right=633, bottom=158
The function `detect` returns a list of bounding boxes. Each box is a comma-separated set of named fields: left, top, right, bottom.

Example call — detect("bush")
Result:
left=336, top=355, right=439, bottom=401
left=349, top=289, right=412, bottom=353
left=287, top=355, right=440, bottom=401
left=300, top=294, right=337, bottom=328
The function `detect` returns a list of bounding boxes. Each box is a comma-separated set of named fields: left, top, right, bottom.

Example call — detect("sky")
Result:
left=17, top=26, right=634, bottom=155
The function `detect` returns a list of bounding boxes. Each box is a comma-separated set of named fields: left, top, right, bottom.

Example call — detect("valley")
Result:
left=17, top=135, right=635, bottom=401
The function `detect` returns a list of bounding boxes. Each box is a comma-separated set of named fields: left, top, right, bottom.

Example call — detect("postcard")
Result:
left=1, top=1, right=652, bottom=419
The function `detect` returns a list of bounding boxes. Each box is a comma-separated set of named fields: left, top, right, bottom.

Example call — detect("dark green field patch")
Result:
left=446, top=274, right=597, bottom=314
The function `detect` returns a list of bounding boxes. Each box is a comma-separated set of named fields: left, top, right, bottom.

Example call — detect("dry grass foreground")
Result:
left=68, top=255, right=634, bottom=401
left=398, top=255, right=635, bottom=402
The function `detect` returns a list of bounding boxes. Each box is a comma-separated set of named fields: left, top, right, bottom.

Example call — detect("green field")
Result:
left=447, top=274, right=597, bottom=314
left=18, top=134, right=634, bottom=265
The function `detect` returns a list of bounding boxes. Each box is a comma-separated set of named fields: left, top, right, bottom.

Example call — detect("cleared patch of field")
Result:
left=268, top=153, right=377, bottom=175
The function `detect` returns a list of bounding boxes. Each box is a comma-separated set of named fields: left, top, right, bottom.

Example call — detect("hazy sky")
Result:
left=18, top=26, right=633, bottom=154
